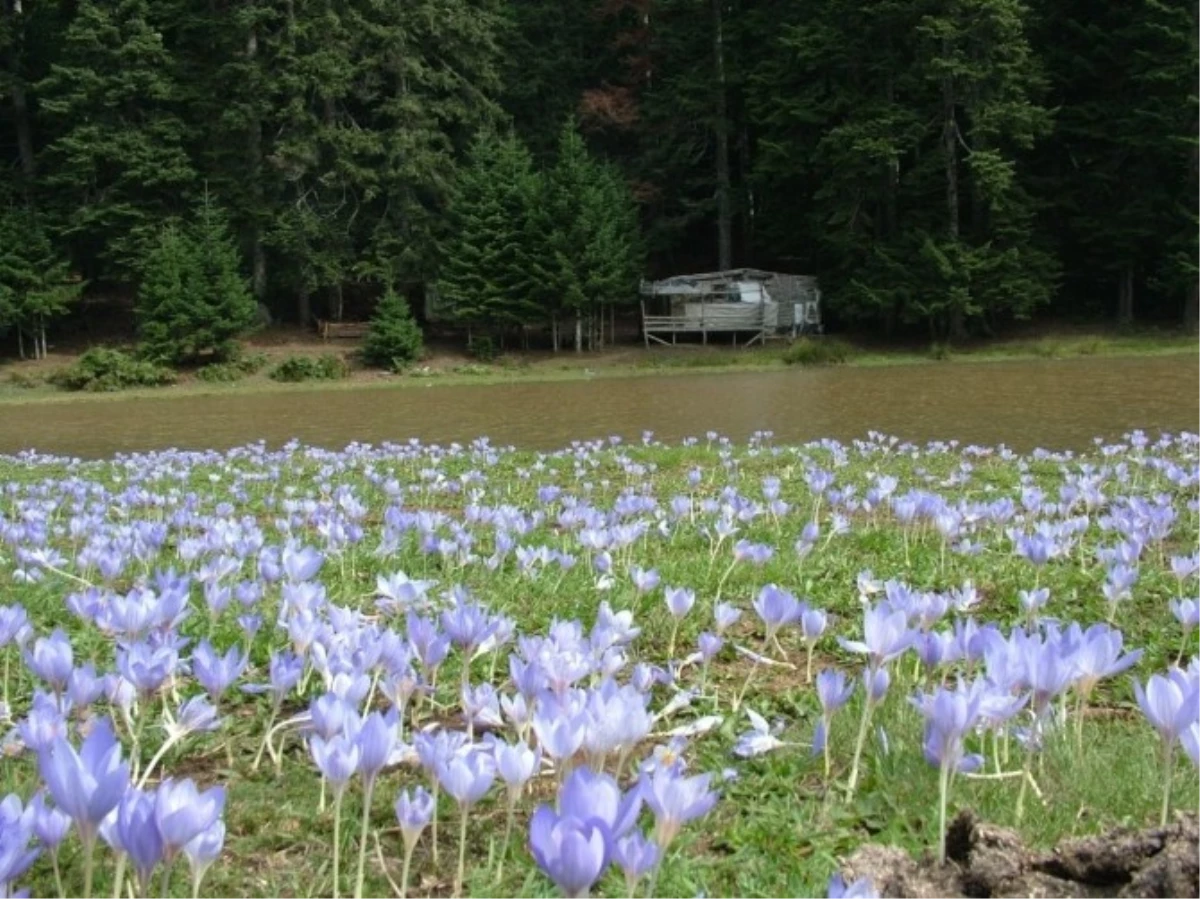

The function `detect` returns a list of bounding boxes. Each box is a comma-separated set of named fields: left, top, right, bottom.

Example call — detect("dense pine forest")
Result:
left=0, top=0, right=1196, bottom=360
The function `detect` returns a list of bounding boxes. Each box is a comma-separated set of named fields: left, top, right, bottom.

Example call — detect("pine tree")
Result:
left=36, top=0, right=195, bottom=276
left=136, top=194, right=256, bottom=364
left=362, top=289, right=425, bottom=370
left=437, top=132, right=543, bottom=343
left=0, top=205, right=82, bottom=359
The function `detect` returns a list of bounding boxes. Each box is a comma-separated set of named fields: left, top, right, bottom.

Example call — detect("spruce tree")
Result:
left=136, top=194, right=257, bottom=364
left=362, top=289, right=425, bottom=370
left=437, top=132, right=542, bottom=342
left=0, top=206, right=82, bottom=359
left=36, top=0, right=195, bottom=275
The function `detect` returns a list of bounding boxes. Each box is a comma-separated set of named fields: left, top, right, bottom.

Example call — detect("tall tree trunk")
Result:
left=712, top=0, right=732, bottom=270
left=1180, top=3, right=1200, bottom=333
left=942, top=64, right=966, bottom=343
left=574, top=313, right=582, bottom=353
left=1117, top=267, right=1134, bottom=326
left=246, top=15, right=267, bottom=303
left=298, top=286, right=311, bottom=327
left=4, top=0, right=35, bottom=194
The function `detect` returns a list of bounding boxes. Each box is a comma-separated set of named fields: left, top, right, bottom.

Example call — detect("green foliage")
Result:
left=437, top=132, right=545, bottom=331
left=5, top=371, right=43, bottom=389
left=0, top=207, right=83, bottom=357
left=361, top=289, right=425, bottom=370
left=781, top=337, right=853, bottom=366
left=48, top=348, right=176, bottom=392
left=466, top=334, right=498, bottom=362
left=267, top=354, right=349, bottom=382
left=135, top=194, right=258, bottom=364
left=35, top=0, right=195, bottom=274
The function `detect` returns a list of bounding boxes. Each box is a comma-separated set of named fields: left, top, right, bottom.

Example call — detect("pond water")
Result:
left=1, top=354, right=1196, bottom=459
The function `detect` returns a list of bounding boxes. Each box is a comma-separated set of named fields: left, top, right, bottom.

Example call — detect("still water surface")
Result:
left=1, top=355, right=1196, bottom=459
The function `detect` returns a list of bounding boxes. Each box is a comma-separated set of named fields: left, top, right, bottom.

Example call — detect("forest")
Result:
left=0, top=0, right=1196, bottom=358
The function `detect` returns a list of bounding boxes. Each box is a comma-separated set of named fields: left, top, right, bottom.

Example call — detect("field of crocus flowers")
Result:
left=0, top=429, right=1197, bottom=899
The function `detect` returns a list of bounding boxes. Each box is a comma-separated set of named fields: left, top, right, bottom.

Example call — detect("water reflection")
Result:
left=1, top=354, right=1195, bottom=458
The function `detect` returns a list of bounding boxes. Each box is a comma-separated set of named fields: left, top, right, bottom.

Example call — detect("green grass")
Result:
left=0, top=328, right=1193, bottom=406
left=0, top=436, right=1196, bottom=897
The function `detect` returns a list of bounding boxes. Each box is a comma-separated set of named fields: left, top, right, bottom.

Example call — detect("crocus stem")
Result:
left=192, top=868, right=204, bottom=899
left=823, top=716, right=832, bottom=780
left=937, top=762, right=951, bottom=864
left=332, top=791, right=345, bottom=899
left=431, top=783, right=440, bottom=866
left=252, top=705, right=280, bottom=770
left=1074, top=694, right=1086, bottom=755
left=51, top=848, right=64, bottom=899
left=137, top=732, right=184, bottom=789
left=805, top=646, right=814, bottom=684
left=666, top=620, right=679, bottom=661
left=111, top=852, right=125, bottom=899
left=320, top=776, right=328, bottom=814
left=399, top=843, right=415, bottom=899
left=160, top=857, right=175, bottom=899
left=713, top=559, right=737, bottom=604
left=845, top=697, right=875, bottom=801
left=1160, top=742, right=1176, bottom=828
left=354, top=779, right=377, bottom=899
left=496, top=801, right=516, bottom=883
left=454, top=804, right=469, bottom=898
left=2, top=646, right=10, bottom=708
left=732, top=660, right=758, bottom=712
left=82, top=834, right=96, bottom=899
left=1015, top=748, right=1034, bottom=823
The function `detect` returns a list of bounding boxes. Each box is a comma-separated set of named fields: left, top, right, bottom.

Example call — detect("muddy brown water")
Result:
left=1, top=355, right=1196, bottom=459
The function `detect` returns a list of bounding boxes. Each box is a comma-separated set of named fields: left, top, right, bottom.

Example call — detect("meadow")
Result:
left=0, top=429, right=1197, bottom=898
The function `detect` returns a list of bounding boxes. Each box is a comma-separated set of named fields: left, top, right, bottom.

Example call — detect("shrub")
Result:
left=135, top=193, right=258, bottom=364
left=5, top=371, right=42, bottom=389
left=48, top=348, right=176, bottom=392
left=781, top=337, right=852, bottom=366
left=361, top=289, right=424, bottom=371
left=467, top=334, right=498, bottom=362
left=928, top=341, right=953, bottom=361
left=195, top=362, right=245, bottom=383
left=268, top=354, right=349, bottom=383
left=235, top=351, right=269, bottom=374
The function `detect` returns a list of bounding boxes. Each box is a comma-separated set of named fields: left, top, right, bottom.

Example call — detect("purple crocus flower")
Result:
left=0, top=604, right=31, bottom=649
left=154, top=778, right=226, bottom=863
left=641, top=767, right=718, bottom=848
left=436, top=750, right=496, bottom=807
left=1170, top=599, right=1199, bottom=633
left=1072, top=624, right=1142, bottom=698
left=37, top=716, right=130, bottom=848
left=632, top=567, right=660, bottom=594
left=613, top=831, right=660, bottom=895
left=28, top=792, right=71, bottom=851
left=395, top=786, right=434, bottom=849
left=528, top=807, right=609, bottom=898
left=1134, top=673, right=1197, bottom=744
left=827, top=873, right=879, bottom=899
left=355, top=711, right=398, bottom=787
left=191, top=641, right=249, bottom=704
left=282, top=543, right=323, bottom=582
left=1182, top=722, right=1200, bottom=768
left=182, top=819, right=225, bottom=895
left=311, top=733, right=361, bottom=793
left=557, top=768, right=642, bottom=845
left=713, top=602, right=742, bottom=634
left=117, top=787, right=164, bottom=895
left=24, top=629, right=73, bottom=694
left=533, top=707, right=587, bottom=763
left=698, top=632, right=724, bottom=661
left=913, top=685, right=984, bottom=775
left=493, top=739, right=540, bottom=798
left=838, top=603, right=912, bottom=670
left=0, top=794, right=39, bottom=897
left=664, top=587, right=695, bottom=619
left=753, top=585, right=803, bottom=642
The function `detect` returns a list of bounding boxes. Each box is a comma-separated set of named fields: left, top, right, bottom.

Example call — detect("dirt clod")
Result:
left=839, top=810, right=1199, bottom=898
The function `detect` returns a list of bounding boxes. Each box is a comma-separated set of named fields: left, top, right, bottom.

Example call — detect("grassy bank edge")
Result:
left=0, top=331, right=1194, bottom=407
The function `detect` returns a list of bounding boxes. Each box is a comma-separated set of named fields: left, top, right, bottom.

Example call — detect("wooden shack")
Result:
left=639, top=269, right=821, bottom=347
